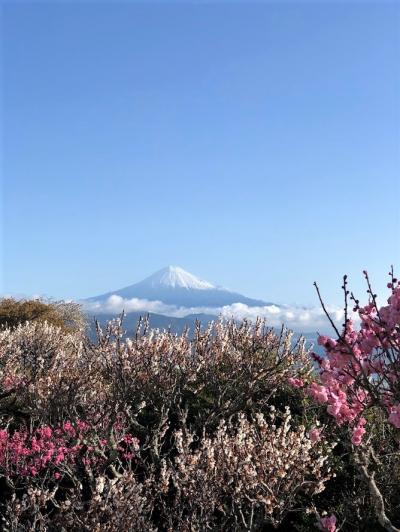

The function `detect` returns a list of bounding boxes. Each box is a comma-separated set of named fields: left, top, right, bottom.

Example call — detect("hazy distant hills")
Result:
left=86, top=265, right=270, bottom=308
left=86, top=311, right=217, bottom=338
left=86, top=311, right=321, bottom=354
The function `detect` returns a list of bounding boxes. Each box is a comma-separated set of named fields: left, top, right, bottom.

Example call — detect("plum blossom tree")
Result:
left=304, top=268, right=400, bottom=531
left=0, top=315, right=334, bottom=530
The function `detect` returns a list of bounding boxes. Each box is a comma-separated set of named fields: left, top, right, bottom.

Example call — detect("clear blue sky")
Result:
left=2, top=1, right=400, bottom=307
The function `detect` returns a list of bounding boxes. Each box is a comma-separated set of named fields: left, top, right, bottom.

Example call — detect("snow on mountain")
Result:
left=86, top=266, right=270, bottom=308
left=141, top=266, right=216, bottom=290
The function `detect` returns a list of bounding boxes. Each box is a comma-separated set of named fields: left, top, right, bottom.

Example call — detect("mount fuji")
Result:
left=83, top=267, right=322, bottom=352
left=86, top=266, right=270, bottom=308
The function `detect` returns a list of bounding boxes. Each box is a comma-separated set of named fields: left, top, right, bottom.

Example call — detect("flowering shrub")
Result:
left=1, top=275, right=399, bottom=530
left=0, top=313, right=336, bottom=530
left=0, top=420, right=139, bottom=478
left=298, top=270, right=400, bottom=531
left=3, top=471, right=156, bottom=532
left=162, top=408, right=335, bottom=529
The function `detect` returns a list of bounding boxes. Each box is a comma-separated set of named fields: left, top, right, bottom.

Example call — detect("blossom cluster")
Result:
left=0, top=420, right=139, bottom=478
left=162, top=407, right=335, bottom=529
left=298, top=275, right=400, bottom=446
left=318, top=514, right=337, bottom=532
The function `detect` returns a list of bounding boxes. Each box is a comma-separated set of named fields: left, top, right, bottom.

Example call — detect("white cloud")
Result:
left=218, top=302, right=351, bottom=332
left=85, top=296, right=177, bottom=316
left=83, top=295, right=356, bottom=333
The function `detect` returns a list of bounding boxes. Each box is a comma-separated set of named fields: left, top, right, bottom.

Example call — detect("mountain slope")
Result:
left=86, top=266, right=269, bottom=308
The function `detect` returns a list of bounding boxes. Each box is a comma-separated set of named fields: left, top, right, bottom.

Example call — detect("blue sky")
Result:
left=2, top=1, right=400, bottom=307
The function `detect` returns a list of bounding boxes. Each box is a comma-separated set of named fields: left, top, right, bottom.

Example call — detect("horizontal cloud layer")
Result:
left=84, top=295, right=355, bottom=333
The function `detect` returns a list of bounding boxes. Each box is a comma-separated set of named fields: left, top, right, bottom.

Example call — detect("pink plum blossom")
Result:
left=306, top=276, right=400, bottom=447
left=351, top=418, right=367, bottom=446
left=287, top=376, right=304, bottom=388
left=388, top=405, right=400, bottom=429
left=318, top=514, right=337, bottom=532
left=308, top=428, right=321, bottom=442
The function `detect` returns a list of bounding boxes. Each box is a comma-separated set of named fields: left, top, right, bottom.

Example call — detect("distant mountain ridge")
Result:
left=86, top=311, right=322, bottom=355
left=86, top=266, right=270, bottom=308
left=87, top=311, right=217, bottom=338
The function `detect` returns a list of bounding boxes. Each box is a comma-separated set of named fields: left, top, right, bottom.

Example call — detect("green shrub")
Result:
left=0, top=297, right=86, bottom=333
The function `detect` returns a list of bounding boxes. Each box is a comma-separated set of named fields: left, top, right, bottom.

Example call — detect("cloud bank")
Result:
left=84, top=295, right=355, bottom=333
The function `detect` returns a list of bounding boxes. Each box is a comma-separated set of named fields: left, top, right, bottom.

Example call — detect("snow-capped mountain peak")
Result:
left=142, top=266, right=216, bottom=290
left=86, top=266, right=269, bottom=309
